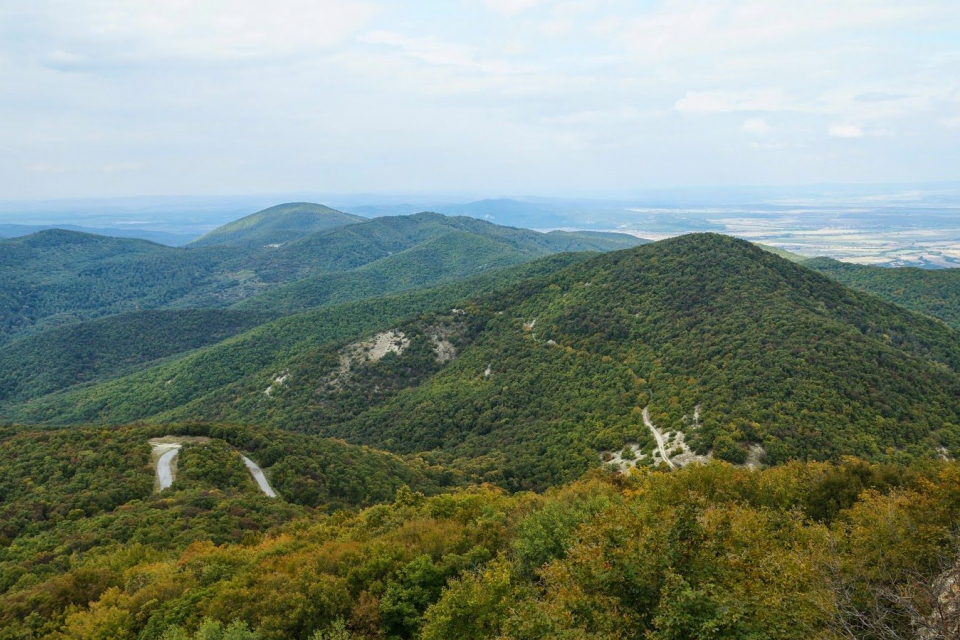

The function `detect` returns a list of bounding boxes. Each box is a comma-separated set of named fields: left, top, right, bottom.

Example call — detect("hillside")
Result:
left=0, top=212, right=642, bottom=344
left=3, top=456, right=957, bottom=639
left=0, top=421, right=450, bottom=630
left=756, top=243, right=807, bottom=261
left=0, top=230, right=239, bottom=343
left=232, top=231, right=633, bottom=315
left=804, top=256, right=960, bottom=329
left=4, top=233, right=960, bottom=639
left=189, top=202, right=365, bottom=248
left=0, top=223, right=195, bottom=246
left=0, top=309, right=274, bottom=405
left=243, top=212, right=646, bottom=284
left=303, top=233, right=960, bottom=488
left=12, top=234, right=960, bottom=492
left=0, top=253, right=592, bottom=422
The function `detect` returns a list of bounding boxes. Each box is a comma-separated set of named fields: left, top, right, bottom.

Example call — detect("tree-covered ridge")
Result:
left=0, top=309, right=275, bottom=405
left=310, top=234, right=960, bottom=488
left=232, top=231, right=557, bottom=315
left=189, top=203, right=366, bottom=248
left=0, top=253, right=591, bottom=423
left=0, top=211, right=641, bottom=344
left=804, top=256, right=960, bottom=330
left=241, top=212, right=646, bottom=285
left=3, top=457, right=958, bottom=639
left=11, top=234, right=960, bottom=492
left=0, top=422, right=449, bottom=622
left=0, top=230, right=232, bottom=343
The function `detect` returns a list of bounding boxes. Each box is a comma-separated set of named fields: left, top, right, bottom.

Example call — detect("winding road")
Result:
left=242, top=455, right=278, bottom=498
left=149, top=437, right=277, bottom=498
left=643, top=407, right=676, bottom=469
left=151, top=442, right=182, bottom=491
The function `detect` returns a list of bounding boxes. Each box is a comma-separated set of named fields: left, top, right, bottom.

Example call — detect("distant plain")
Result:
left=2, top=182, right=958, bottom=267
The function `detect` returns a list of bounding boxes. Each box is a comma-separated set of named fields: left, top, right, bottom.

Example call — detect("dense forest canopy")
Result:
left=805, top=256, right=960, bottom=330
left=2, top=208, right=960, bottom=639
left=2, top=438, right=958, bottom=640
left=0, top=207, right=644, bottom=345
left=11, top=233, right=957, bottom=490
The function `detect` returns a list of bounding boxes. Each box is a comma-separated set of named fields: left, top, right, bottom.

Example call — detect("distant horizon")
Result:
left=3, top=178, right=960, bottom=206
left=2, top=183, right=958, bottom=269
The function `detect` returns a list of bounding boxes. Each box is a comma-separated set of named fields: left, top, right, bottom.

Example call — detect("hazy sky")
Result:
left=1, top=0, right=959, bottom=199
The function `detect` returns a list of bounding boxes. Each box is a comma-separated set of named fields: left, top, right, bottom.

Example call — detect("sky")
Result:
left=1, top=0, right=959, bottom=199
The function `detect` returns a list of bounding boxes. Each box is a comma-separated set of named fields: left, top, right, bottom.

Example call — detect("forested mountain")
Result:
left=0, top=223, right=195, bottom=246
left=4, top=218, right=960, bottom=639
left=0, top=422, right=451, bottom=633
left=0, top=253, right=591, bottom=423
left=804, top=256, right=960, bottom=330
left=315, top=234, right=960, bottom=488
left=0, top=230, right=227, bottom=343
left=0, top=309, right=274, bottom=405
left=233, top=229, right=646, bottom=315
left=9, top=234, right=959, bottom=493
left=232, top=231, right=545, bottom=315
left=189, top=202, right=365, bottom=248
left=238, top=212, right=647, bottom=284
left=0, top=210, right=642, bottom=345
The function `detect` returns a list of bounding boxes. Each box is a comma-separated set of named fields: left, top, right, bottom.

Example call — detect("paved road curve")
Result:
left=242, top=455, right=278, bottom=498
left=152, top=443, right=182, bottom=491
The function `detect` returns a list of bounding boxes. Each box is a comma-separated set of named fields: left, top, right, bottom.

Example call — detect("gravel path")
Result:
left=643, top=407, right=676, bottom=469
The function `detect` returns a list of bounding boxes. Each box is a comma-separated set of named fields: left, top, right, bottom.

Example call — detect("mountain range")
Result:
left=0, top=204, right=645, bottom=345
left=2, top=201, right=960, bottom=639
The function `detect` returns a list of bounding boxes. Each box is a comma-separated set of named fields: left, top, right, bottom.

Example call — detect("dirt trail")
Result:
left=643, top=407, right=676, bottom=469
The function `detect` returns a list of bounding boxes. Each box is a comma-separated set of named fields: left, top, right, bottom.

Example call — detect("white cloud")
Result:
left=484, top=0, right=545, bottom=16
left=2, top=0, right=959, bottom=198
left=676, top=90, right=786, bottom=113
left=25, top=0, right=378, bottom=65
left=829, top=124, right=864, bottom=138
left=741, top=118, right=770, bottom=134
left=358, top=30, right=530, bottom=75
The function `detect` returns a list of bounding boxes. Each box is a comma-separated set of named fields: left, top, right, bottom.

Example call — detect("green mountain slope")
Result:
left=0, top=222, right=196, bottom=246
left=0, top=309, right=274, bottom=405
left=0, top=422, right=448, bottom=609
left=189, top=202, right=365, bottom=248
left=5, top=457, right=954, bottom=640
left=2, top=254, right=591, bottom=423
left=0, top=212, right=642, bottom=345
left=234, top=230, right=559, bottom=314
left=542, top=229, right=649, bottom=252
left=11, top=235, right=960, bottom=493
left=246, top=212, right=647, bottom=284
left=0, top=230, right=231, bottom=343
left=756, top=243, right=807, bottom=261
left=308, top=233, right=960, bottom=488
left=804, top=257, right=960, bottom=329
